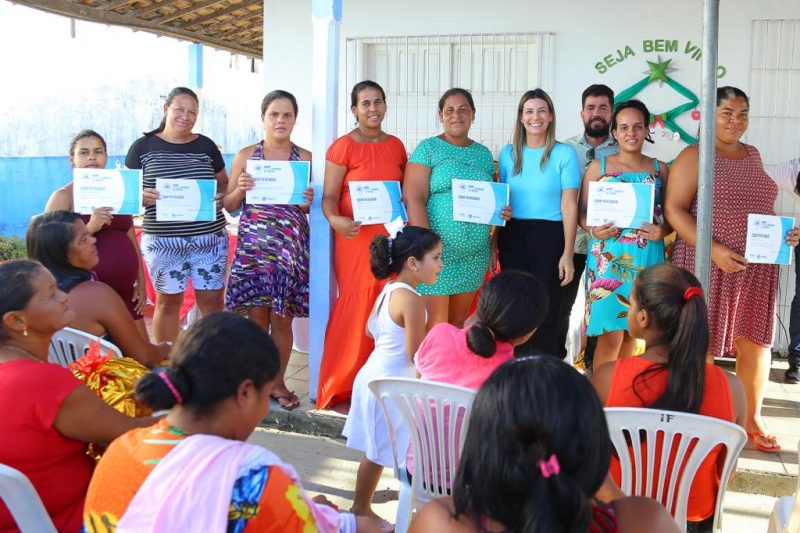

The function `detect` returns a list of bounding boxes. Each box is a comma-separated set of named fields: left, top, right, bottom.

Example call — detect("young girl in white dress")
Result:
left=342, top=225, right=443, bottom=530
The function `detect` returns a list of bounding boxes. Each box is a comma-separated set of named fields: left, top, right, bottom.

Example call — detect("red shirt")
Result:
left=0, top=359, right=92, bottom=533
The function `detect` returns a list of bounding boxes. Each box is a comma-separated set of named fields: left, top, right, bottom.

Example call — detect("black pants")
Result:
left=498, top=218, right=564, bottom=357
left=788, top=244, right=800, bottom=368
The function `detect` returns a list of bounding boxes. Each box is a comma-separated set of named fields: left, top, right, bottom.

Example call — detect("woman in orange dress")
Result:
left=318, top=80, right=407, bottom=409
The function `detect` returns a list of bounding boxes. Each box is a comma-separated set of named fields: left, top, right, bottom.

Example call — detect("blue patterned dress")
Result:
left=584, top=158, right=665, bottom=335
left=225, top=143, right=309, bottom=317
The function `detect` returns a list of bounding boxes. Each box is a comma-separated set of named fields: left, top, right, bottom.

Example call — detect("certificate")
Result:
left=155, top=179, right=217, bottom=222
left=245, top=160, right=310, bottom=205
left=452, top=180, right=509, bottom=226
left=586, top=181, right=654, bottom=228
left=745, top=214, right=794, bottom=265
left=350, top=181, right=407, bottom=225
left=73, top=169, right=143, bottom=215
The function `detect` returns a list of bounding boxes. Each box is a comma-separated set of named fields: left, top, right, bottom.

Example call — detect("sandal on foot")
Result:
left=748, top=431, right=781, bottom=453
left=271, top=391, right=300, bottom=411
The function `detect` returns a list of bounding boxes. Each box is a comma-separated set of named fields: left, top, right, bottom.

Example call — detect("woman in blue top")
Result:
left=578, top=100, right=670, bottom=370
left=497, top=89, right=580, bottom=356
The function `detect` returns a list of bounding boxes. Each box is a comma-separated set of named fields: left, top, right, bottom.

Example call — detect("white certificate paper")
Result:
left=452, top=180, right=509, bottom=226
left=245, top=160, right=310, bottom=205
left=745, top=214, right=794, bottom=265
left=155, top=179, right=217, bottom=222
left=350, top=181, right=407, bottom=225
left=73, top=169, right=143, bottom=215
left=586, top=181, right=655, bottom=229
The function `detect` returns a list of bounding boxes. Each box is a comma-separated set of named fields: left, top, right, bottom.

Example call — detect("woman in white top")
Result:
left=343, top=226, right=443, bottom=530
left=767, top=159, right=800, bottom=383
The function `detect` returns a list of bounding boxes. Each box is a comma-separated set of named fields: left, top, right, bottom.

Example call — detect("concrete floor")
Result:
left=248, top=427, right=781, bottom=532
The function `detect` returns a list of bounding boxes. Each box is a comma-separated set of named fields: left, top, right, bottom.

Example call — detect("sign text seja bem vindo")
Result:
left=594, top=39, right=727, bottom=78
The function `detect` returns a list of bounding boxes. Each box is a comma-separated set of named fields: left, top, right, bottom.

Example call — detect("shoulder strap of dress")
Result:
left=600, top=156, right=607, bottom=174
left=252, top=141, right=264, bottom=160
left=653, top=159, right=660, bottom=172
left=289, top=143, right=301, bottom=161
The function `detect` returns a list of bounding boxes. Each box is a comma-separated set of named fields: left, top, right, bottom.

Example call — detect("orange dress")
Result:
left=317, top=134, right=407, bottom=409
left=606, top=357, right=735, bottom=522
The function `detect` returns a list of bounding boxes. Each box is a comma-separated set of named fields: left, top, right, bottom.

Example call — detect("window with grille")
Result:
left=343, top=32, right=554, bottom=158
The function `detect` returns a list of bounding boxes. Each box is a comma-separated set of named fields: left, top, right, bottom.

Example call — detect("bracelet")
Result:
left=589, top=226, right=597, bottom=239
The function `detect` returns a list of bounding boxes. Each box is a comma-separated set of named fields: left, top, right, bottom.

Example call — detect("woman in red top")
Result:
left=592, top=263, right=746, bottom=530
left=0, top=260, right=150, bottom=533
left=318, top=80, right=408, bottom=408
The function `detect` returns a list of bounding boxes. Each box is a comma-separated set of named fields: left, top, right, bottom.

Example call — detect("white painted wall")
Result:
left=263, top=0, right=800, bottom=351
left=264, top=0, right=800, bottom=154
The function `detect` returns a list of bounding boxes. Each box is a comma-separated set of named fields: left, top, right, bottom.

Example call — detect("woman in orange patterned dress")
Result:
left=318, top=81, right=408, bottom=409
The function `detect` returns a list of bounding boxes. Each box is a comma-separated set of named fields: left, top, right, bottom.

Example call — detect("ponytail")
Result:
left=453, top=357, right=610, bottom=532
left=369, top=226, right=440, bottom=280
left=632, top=263, right=709, bottom=413
left=134, top=313, right=280, bottom=416
left=465, top=322, right=497, bottom=357
left=467, top=270, right=548, bottom=358
left=136, top=368, right=189, bottom=411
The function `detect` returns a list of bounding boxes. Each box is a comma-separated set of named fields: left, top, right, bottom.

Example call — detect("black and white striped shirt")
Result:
left=126, top=133, right=226, bottom=237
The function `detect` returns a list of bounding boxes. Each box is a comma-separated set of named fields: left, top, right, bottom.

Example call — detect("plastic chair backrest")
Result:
left=369, top=377, right=476, bottom=511
left=604, top=407, right=746, bottom=533
left=48, top=326, right=123, bottom=367
left=0, top=463, right=57, bottom=533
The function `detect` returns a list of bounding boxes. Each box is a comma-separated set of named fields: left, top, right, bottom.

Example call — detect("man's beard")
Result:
left=585, top=120, right=609, bottom=139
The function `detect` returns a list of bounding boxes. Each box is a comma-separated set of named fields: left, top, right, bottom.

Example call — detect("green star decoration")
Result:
left=644, top=55, right=676, bottom=86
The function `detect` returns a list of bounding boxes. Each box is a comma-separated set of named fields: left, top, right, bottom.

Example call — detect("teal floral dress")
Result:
left=409, top=136, right=495, bottom=296
left=584, top=158, right=666, bottom=335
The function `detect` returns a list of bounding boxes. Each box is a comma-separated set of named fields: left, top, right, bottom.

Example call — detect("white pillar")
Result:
left=308, top=0, right=341, bottom=402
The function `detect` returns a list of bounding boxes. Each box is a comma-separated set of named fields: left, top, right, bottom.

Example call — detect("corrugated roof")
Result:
left=14, top=0, right=262, bottom=57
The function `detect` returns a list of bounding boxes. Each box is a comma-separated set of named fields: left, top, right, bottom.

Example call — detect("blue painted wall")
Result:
left=0, top=154, right=235, bottom=237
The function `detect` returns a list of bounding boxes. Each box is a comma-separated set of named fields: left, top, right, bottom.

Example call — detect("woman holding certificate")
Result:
left=665, top=86, right=800, bottom=454
left=404, top=88, right=499, bottom=329
left=45, top=130, right=148, bottom=341
left=224, top=90, right=312, bottom=411
left=578, top=100, right=669, bottom=370
left=497, top=89, right=580, bottom=356
left=126, top=87, right=229, bottom=343
left=318, top=80, right=408, bottom=409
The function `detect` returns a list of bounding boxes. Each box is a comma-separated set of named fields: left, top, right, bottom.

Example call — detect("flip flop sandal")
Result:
left=271, top=391, right=300, bottom=411
left=748, top=431, right=781, bottom=453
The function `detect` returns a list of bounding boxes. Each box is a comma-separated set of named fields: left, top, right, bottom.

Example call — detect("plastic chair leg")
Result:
left=395, top=475, right=412, bottom=533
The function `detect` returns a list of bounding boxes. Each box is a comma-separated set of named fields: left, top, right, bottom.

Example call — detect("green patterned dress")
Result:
left=409, top=136, right=495, bottom=296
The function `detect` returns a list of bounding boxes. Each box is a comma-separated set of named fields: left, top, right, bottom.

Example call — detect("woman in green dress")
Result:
left=404, top=88, right=510, bottom=328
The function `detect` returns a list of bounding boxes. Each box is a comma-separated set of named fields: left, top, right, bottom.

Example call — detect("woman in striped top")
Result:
left=126, top=87, right=229, bottom=342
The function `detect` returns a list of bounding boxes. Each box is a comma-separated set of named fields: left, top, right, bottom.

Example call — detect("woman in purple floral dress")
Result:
left=224, top=90, right=312, bottom=410
left=578, top=100, right=670, bottom=370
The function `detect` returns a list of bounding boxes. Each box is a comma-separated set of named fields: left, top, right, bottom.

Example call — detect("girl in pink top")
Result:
left=408, top=270, right=550, bottom=476
left=415, top=269, right=550, bottom=387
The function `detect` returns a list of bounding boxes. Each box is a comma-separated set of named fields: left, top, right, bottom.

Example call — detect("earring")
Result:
left=22, top=328, right=28, bottom=337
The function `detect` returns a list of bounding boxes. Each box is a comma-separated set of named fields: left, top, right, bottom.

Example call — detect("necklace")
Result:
left=0, top=344, right=44, bottom=363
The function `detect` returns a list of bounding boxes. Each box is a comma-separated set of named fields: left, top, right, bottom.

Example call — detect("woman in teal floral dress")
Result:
left=404, top=88, right=509, bottom=329
left=578, top=100, right=670, bottom=370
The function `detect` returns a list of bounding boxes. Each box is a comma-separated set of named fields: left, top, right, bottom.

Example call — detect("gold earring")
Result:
left=23, top=328, right=28, bottom=337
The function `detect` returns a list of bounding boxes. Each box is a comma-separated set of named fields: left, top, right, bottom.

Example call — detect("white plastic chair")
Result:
left=767, top=440, right=800, bottom=533
left=48, top=326, right=122, bottom=367
left=604, top=407, right=746, bottom=533
left=369, top=377, right=476, bottom=533
left=0, top=463, right=57, bottom=533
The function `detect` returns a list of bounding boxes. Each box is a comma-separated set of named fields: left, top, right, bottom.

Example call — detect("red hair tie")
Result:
left=683, top=286, right=703, bottom=301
